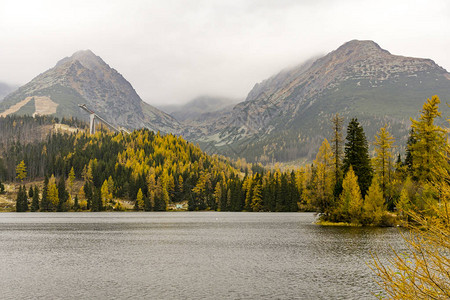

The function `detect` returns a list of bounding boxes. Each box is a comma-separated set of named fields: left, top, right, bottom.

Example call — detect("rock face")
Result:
left=0, top=50, right=180, bottom=133
left=185, top=40, right=450, bottom=163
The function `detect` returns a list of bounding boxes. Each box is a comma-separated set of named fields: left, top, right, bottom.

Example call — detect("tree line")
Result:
left=4, top=95, right=448, bottom=224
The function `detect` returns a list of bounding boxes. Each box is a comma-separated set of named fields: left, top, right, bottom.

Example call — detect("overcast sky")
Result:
left=1, top=0, right=449, bottom=105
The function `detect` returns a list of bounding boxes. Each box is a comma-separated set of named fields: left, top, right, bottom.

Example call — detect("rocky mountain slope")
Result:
left=0, top=50, right=180, bottom=133
left=184, top=40, right=450, bottom=163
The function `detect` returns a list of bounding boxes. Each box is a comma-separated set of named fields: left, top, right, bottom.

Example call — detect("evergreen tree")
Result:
left=74, top=195, right=79, bottom=211
left=404, top=129, right=416, bottom=176
left=91, top=187, right=102, bottom=212
left=31, top=185, right=40, bottom=212
left=143, top=195, right=151, bottom=211
left=342, top=118, right=373, bottom=197
left=40, top=175, right=50, bottom=211
left=28, top=186, right=34, bottom=198
left=331, top=113, right=344, bottom=197
left=57, top=176, right=68, bottom=211
left=16, top=185, right=28, bottom=212
left=83, top=182, right=93, bottom=210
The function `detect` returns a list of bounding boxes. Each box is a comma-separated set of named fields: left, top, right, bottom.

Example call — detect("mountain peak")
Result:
left=56, top=49, right=106, bottom=70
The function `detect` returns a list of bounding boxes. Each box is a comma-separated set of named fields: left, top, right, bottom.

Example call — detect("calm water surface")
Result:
left=0, top=212, right=404, bottom=299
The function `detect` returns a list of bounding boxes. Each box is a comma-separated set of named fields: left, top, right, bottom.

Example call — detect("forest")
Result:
left=0, top=95, right=448, bottom=228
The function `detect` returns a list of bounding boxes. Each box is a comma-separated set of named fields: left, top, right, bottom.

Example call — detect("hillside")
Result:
left=184, top=40, right=450, bottom=163
left=0, top=50, right=180, bottom=134
left=0, top=125, right=300, bottom=212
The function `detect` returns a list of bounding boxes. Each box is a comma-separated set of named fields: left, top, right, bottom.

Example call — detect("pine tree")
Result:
left=31, top=185, right=40, bottom=212
left=15, top=185, right=28, bottom=212
left=40, top=175, right=50, bottom=211
left=343, top=118, right=373, bottom=197
left=331, top=113, right=344, bottom=197
left=57, top=176, right=68, bottom=211
left=28, top=186, right=34, bottom=198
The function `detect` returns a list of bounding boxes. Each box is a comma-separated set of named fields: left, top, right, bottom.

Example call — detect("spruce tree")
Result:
left=342, top=118, right=373, bottom=197
left=40, top=175, right=50, bottom=211
left=331, top=113, right=344, bottom=198
left=16, top=185, right=28, bottom=212
left=57, top=177, right=69, bottom=212
left=31, top=185, right=40, bottom=212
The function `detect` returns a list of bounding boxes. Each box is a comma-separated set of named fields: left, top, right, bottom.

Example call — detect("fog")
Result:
left=0, top=0, right=449, bottom=105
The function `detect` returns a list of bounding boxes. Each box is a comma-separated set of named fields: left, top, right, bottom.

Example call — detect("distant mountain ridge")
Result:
left=183, top=40, right=450, bottom=163
left=0, top=82, right=18, bottom=102
left=0, top=50, right=180, bottom=134
left=158, top=95, right=239, bottom=122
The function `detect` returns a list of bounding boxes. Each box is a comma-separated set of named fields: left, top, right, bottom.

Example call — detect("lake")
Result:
left=0, top=212, right=403, bottom=299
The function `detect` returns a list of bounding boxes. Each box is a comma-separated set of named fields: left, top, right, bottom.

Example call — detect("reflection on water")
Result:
left=0, top=212, right=403, bottom=299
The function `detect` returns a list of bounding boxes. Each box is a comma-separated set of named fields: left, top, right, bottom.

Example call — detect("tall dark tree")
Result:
left=28, top=186, right=34, bottom=198
left=331, top=113, right=344, bottom=198
left=40, top=176, right=50, bottom=211
left=404, top=128, right=416, bottom=177
left=342, top=118, right=373, bottom=197
left=57, top=177, right=69, bottom=212
left=31, top=185, right=40, bottom=212
left=16, top=185, right=28, bottom=212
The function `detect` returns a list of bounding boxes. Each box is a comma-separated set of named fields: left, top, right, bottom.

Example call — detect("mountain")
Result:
left=0, top=82, right=18, bottom=102
left=185, top=40, right=450, bottom=163
left=0, top=50, right=180, bottom=133
left=158, top=96, right=240, bottom=122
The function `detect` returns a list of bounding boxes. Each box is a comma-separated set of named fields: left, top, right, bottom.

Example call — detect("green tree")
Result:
left=31, top=185, right=40, bottom=212
left=331, top=113, right=344, bottom=197
left=343, top=118, right=373, bottom=197
left=57, top=176, right=68, bottom=211
left=15, top=185, right=28, bottom=212
left=40, top=176, right=50, bottom=211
